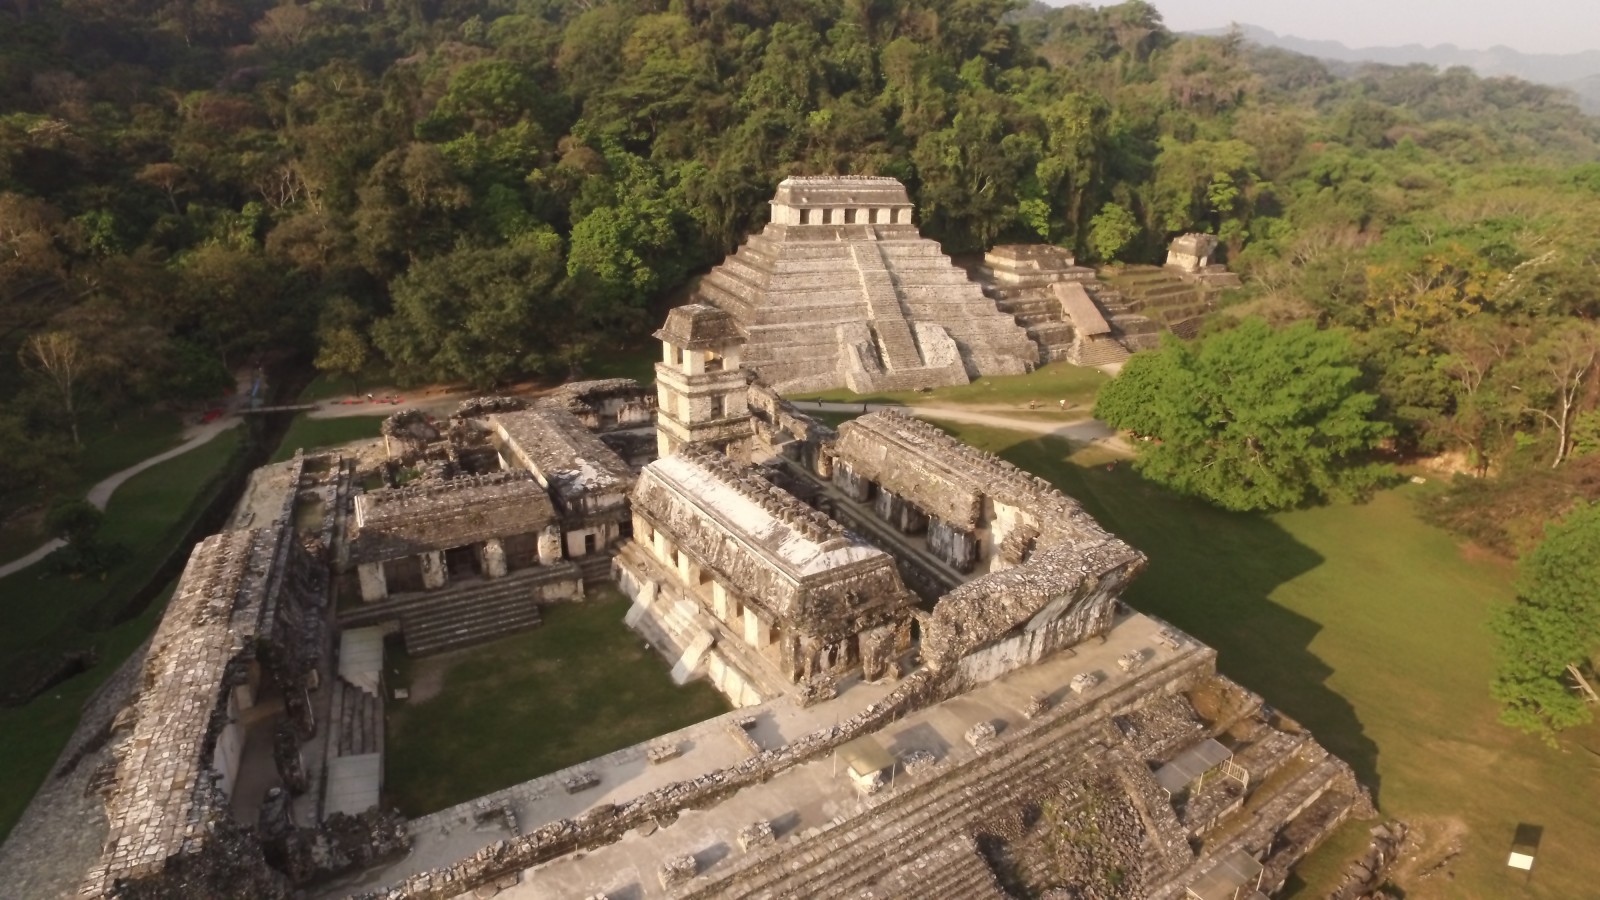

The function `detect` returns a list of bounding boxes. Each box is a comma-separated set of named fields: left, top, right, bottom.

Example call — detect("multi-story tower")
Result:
left=653, top=303, right=754, bottom=460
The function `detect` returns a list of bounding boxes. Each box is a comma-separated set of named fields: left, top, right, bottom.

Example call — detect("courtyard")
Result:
left=382, top=588, right=729, bottom=817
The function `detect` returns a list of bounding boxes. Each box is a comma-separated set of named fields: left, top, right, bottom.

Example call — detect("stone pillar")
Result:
left=743, top=607, right=767, bottom=648
left=357, top=562, right=388, bottom=602
left=482, top=538, right=508, bottom=578
left=420, top=550, right=448, bottom=589
left=653, top=531, right=676, bottom=566
left=538, top=525, right=563, bottom=565
left=874, top=488, right=928, bottom=535
left=858, top=624, right=896, bottom=681
left=712, top=581, right=730, bottom=621
left=658, top=429, right=678, bottom=460
left=832, top=462, right=872, bottom=502
left=928, top=519, right=978, bottom=573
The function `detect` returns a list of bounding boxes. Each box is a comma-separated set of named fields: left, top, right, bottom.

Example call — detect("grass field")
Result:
left=0, top=428, right=244, bottom=842
left=787, top=361, right=1109, bottom=410
left=945, top=424, right=1598, bottom=900
left=269, top=414, right=387, bottom=463
left=0, top=412, right=186, bottom=565
left=384, top=590, right=729, bottom=816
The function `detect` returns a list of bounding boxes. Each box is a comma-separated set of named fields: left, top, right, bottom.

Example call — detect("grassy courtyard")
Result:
left=383, top=589, right=729, bottom=816
left=945, top=423, right=1598, bottom=900
left=788, top=360, right=1109, bottom=410
left=269, top=414, right=388, bottom=463
left=0, top=428, right=244, bottom=841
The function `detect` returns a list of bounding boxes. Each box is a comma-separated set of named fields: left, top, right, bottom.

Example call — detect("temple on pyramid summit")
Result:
left=690, top=175, right=1039, bottom=393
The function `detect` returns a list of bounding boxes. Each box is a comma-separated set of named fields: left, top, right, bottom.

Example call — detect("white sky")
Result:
left=1148, top=0, right=1600, bottom=56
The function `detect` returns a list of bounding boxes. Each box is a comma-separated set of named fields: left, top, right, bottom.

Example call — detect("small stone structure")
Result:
left=1165, top=232, right=1243, bottom=290
left=692, top=176, right=1036, bottom=393
left=543, top=379, right=655, bottom=432
left=350, top=471, right=562, bottom=601
left=490, top=404, right=635, bottom=560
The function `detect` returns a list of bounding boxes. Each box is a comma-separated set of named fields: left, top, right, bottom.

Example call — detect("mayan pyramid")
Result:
left=690, top=176, right=1037, bottom=393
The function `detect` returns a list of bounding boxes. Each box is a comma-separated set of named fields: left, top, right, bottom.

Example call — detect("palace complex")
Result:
left=36, top=176, right=1359, bottom=900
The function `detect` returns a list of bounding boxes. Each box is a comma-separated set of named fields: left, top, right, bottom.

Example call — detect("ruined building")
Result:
left=974, top=244, right=1163, bottom=366
left=691, top=176, right=1037, bottom=392
left=68, top=190, right=1355, bottom=900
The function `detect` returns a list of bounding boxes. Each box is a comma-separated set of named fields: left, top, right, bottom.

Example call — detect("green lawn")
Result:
left=787, top=361, right=1108, bottom=410
left=945, top=424, right=1598, bottom=900
left=384, top=589, right=729, bottom=816
left=269, top=414, right=387, bottom=463
left=582, top=343, right=659, bottom=385
left=0, top=428, right=244, bottom=842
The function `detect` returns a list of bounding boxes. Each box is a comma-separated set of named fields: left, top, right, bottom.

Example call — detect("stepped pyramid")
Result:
left=975, top=244, right=1163, bottom=366
left=691, top=176, right=1036, bottom=393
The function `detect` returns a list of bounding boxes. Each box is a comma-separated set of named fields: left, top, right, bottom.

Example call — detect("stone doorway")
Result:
left=445, top=545, right=480, bottom=579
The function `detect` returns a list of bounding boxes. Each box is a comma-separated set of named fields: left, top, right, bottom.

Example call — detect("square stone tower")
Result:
left=653, top=303, right=754, bottom=460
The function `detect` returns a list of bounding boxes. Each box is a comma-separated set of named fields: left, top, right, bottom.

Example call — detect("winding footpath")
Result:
left=0, top=418, right=242, bottom=580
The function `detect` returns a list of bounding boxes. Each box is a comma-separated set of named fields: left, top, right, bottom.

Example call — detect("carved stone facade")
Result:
left=693, top=176, right=1037, bottom=393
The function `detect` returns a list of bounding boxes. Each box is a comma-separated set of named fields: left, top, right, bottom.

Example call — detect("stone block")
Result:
left=737, top=820, right=776, bottom=852
left=658, top=854, right=697, bottom=889
left=1022, top=694, right=1050, bottom=720
left=562, top=770, right=599, bottom=794
left=964, top=721, right=997, bottom=748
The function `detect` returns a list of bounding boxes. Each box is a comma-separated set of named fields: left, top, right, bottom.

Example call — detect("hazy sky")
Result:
left=1151, top=0, right=1600, bottom=56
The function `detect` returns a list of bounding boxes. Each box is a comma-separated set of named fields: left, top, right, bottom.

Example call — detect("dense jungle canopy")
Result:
left=3, top=0, right=1600, bottom=523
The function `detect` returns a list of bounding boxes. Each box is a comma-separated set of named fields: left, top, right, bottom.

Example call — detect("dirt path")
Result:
left=0, top=418, right=243, bottom=578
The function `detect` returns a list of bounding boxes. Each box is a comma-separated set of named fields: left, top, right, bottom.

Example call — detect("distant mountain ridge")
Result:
left=1196, top=24, right=1600, bottom=112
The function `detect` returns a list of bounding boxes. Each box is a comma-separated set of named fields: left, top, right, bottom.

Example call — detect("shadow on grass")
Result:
left=974, top=431, right=1383, bottom=803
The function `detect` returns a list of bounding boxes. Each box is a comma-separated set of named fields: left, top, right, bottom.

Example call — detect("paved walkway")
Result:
left=0, top=417, right=242, bottom=579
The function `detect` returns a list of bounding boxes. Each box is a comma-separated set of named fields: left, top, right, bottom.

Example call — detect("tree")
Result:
left=1490, top=501, right=1600, bottom=740
left=19, top=330, right=86, bottom=446
left=1094, top=318, right=1392, bottom=511
left=1087, top=202, right=1139, bottom=263
left=1510, top=320, right=1600, bottom=468
left=46, top=498, right=103, bottom=546
left=374, top=231, right=566, bottom=388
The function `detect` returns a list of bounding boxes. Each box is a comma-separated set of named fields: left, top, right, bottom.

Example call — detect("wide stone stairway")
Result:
left=339, top=563, right=582, bottom=656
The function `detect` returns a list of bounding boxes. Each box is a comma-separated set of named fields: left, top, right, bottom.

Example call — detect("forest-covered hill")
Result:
left=3, top=0, right=1600, bottom=538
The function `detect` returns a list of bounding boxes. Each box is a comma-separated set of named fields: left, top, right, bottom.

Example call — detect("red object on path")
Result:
left=200, top=409, right=222, bottom=423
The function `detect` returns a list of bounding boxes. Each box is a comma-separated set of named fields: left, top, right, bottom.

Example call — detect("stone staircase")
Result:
left=338, top=564, right=581, bottom=657
left=332, top=679, right=382, bottom=756
left=850, top=243, right=925, bottom=371
left=1075, top=336, right=1132, bottom=367
left=576, top=553, right=614, bottom=587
